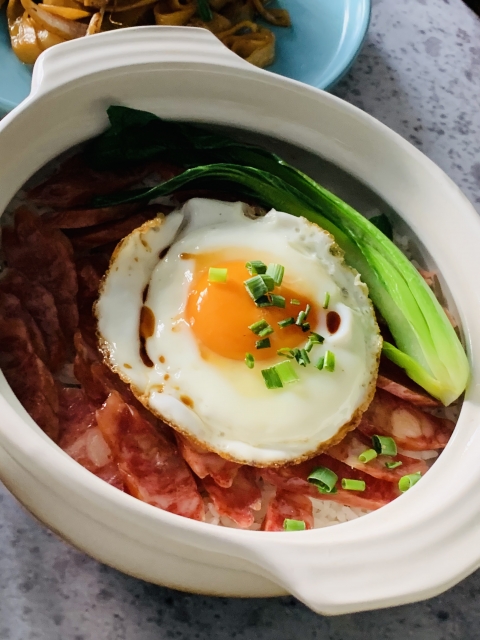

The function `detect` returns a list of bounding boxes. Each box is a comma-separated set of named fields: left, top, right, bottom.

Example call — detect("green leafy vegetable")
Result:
left=369, top=214, right=393, bottom=240
left=89, top=107, right=469, bottom=405
left=196, top=0, right=213, bottom=21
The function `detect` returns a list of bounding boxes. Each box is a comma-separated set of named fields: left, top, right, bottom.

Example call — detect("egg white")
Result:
left=96, top=199, right=381, bottom=466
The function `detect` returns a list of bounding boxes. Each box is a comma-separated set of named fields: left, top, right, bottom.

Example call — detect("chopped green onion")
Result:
left=398, top=472, right=422, bottom=492
left=245, top=353, right=254, bottom=369
left=275, top=360, right=299, bottom=385
left=261, top=274, right=275, bottom=292
left=293, top=348, right=309, bottom=367
left=295, top=310, right=306, bottom=326
left=324, top=350, right=336, bottom=372
left=315, top=356, right=325, bottom=370
left=266, top=263, right=285, bottom=286
left=290, top=299, right=300, bottom=305
left=256, top=295, right=273, bottom=307
left=278, top=317, right=295, bottom=328
left=270, top=294, right=286, bottom=308
left=248, top=319, right=269, bottom=335
left=244, top=275, right=268, bottom=301
left=358, top=449, right=378, bottom=464
left=283, top=518, right=306, bottom=531
left=259, top=325, right=274, bottom=338
left=245, top=260, right=267, bottom=275
left=323, top=291, right=330, bottom=309
left=306, top=332, right=325, bottom=350
left=256, top=338, right=271, bottom=349
left=372, top=435, right=397, bottom=456
left=261, top=366, right=283, bottom=389
left=308, top=466, right=338, bottom=494
left=300, top=349, right=310, bottom=364
left=385, top=461, right=403, bottom=470
left=304, top=304, right=311, bottom=319
left=277, top=347, right=295, bottom=358
left=341, top=479, right=366, bottom=491
left=208, top=267, right=227, bottom=283
left=301, top=322, right=310, bottom=332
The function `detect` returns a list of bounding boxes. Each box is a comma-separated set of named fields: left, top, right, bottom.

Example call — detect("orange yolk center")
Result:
left=185, top=260, right=317, bottom=361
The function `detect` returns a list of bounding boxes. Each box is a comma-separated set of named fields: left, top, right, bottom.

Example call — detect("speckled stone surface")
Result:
left=1, top=0, right=480, bottom=638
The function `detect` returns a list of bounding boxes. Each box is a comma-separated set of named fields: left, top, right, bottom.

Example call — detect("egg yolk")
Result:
left=185, top=260, right=318, bottom=361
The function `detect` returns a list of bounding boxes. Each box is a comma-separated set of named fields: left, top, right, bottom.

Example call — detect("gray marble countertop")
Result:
left=1, top=0, right=480, bottom=638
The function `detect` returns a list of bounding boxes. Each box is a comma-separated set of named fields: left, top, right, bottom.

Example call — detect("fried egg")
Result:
left=95, top=199, right=382, bottom=466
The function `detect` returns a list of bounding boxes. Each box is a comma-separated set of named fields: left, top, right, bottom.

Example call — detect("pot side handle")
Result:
left=31, top=26, right=254, bottom=96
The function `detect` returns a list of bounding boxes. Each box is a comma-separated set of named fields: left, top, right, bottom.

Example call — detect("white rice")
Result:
left=202, top=482, right=371, bottom=530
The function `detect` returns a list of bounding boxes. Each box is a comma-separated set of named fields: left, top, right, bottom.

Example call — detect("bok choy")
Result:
left=89, top=106, right=469, bottom=405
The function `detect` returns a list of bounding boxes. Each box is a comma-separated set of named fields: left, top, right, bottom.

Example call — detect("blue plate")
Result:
left=0, top=0, right=370, bottom=115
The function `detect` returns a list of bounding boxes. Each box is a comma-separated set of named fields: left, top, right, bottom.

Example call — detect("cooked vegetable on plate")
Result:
left=2, top=0, right=290, bottom=65
left=0, top=106, right=468, bottom=531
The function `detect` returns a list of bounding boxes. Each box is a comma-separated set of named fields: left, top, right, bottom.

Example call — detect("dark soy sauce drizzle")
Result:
left=139, top=305, right=155, bottom=367
left=327, top=311, right=341, bottom=334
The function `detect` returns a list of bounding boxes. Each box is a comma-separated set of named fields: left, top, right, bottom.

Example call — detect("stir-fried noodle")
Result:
left=1, top=0, right=290, bottom=66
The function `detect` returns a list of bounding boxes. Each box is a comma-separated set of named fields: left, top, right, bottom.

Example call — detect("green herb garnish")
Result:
left=270, top=294, right=286, bottom=308
left=275, top=360, right=299, bottom=385
left=256, top=295, right=273, bottom=307
left=372, top=435, right=397, bottom=457
left=308, top=467, right=338, bottom=494
left=260, top=274, right=275, bottom=292
left=244, top=275, right=268, bottom=301
left=278, top=317, right=295, bottom=328
left=245, top=353, right=254, bottom=369
left=266, top=263, right=285, bottom=286
left=256, top=338, right=271, bottom=349
left=358, top=449, right=378, bottom=464
left=261, top=366, right=283, bottom=389
left=306, top=332, right=324, bottom=351
left=290, top=299, right=300, bottom=305
left=248, top=319, right=269, bottom=334
left=385, top=461, right=403, bottom=470
left=341, top=479, right=366, bottom=491
left=283, top=519, right=306, bottom=531
left=324, top=350, right=335, bottom=372
left=323, top=291, right=330, bottom=309
left=277, top=347, right=295, bottom=358
left=259, top=326, right=274, bottom=338
left=295, top=310, right=306, bottom=326
left=293, top=348, right=310, bottom=367
left=208, top=267, right=227, bottom=283
left=398, top=472, right=422, bottom=492
left=246, top=260, right=267, bottom=275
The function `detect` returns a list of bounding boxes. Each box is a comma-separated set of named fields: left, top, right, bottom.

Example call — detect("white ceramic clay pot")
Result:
left=0, top=26, right=479, bottom=615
